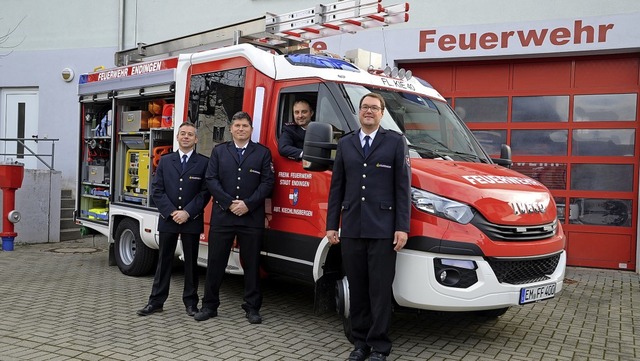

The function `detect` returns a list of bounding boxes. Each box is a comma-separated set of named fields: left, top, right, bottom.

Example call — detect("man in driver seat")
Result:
left=278, top=99, right=314, bottom=161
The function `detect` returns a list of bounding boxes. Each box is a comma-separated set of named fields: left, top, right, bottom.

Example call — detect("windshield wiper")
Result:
left=407, top=144, right=453, bottom=160
left=447, top=150, right=484, bottom=163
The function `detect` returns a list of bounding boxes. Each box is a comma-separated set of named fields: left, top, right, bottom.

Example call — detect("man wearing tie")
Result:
left=138, top=121, right=210, bottom=317
left=195, top=111, right=274, bottom=324
left=326, top=93, right=411, bottom=361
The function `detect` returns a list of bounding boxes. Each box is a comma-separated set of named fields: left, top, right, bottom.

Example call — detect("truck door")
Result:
left=263, top=83, right=351, bottom=282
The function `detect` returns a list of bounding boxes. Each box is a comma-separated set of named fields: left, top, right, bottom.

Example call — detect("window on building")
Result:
left=573, top=93, right=637, bottom=121
left=511, top=129, right=568, bottom=155
left=570, top=164, right=633, bottom=192
left=572, top=129, right=636, bottom=156
left=512, top=96, right=569, bottom=122
left=512, top=162, right=567, bottom=190
left=454, top=97, right=508, bottom=123
left=555, top=197, right=566, bottom=223
left=568, top=198, right=632, bottom=227
left=471, top=130, right=506, bottom=156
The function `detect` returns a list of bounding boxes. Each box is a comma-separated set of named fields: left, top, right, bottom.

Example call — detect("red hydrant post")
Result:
left=0, top=162, right=25, bottom=251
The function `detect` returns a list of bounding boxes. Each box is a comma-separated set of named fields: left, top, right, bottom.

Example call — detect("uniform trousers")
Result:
left=341, top=237, right=397, bottom=355
left=202, top=225, right=263, bottom=311
left=149, top=232, right=200, bottom=307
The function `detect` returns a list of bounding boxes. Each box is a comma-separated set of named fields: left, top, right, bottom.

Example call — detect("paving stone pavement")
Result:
left=0, top=237, right=638, bottom=361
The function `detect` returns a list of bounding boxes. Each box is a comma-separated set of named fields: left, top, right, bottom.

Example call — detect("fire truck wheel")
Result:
left=335, top=277, right=355, bottom=344
left=474, top=307, right=509, bottom=318
left=114, top=219, right=157, bottom=276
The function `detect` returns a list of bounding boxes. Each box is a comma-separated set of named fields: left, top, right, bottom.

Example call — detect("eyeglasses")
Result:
left=359, top=105, right=382, bottom=112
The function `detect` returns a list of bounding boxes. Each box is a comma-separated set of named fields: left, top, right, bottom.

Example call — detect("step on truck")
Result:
left=75, top=0, right=565, bottom=339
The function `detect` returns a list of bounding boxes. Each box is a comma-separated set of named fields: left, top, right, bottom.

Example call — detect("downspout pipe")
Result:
left=118, top=0, right=125, bottom=52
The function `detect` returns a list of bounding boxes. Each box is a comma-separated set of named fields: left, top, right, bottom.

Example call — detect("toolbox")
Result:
left=87, top=165, right=106, bottom=184
left=121, top=110, right=151, bottom=132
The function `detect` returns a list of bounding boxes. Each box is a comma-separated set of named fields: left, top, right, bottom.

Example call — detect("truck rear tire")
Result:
left=114, top=218, right=157, bottom=276
left=336, top=277, right=355, bottom=344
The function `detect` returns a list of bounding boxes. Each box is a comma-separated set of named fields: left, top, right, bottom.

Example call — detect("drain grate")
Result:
left=49, top=247, right=101, bottom=254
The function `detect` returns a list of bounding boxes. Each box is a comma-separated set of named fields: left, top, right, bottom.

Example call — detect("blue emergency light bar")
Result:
left=285, top=54, right=360, bottom=72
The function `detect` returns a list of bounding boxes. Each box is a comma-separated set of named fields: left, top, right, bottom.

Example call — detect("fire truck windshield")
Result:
left=343, top=84, right=491, bottom=163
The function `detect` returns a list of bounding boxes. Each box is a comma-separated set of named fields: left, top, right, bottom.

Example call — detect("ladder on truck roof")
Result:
left=115, top=0, right=409, bottom=66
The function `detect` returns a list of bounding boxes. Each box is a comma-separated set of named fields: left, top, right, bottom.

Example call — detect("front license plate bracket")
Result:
left=519, top=283, right=556, bottom=304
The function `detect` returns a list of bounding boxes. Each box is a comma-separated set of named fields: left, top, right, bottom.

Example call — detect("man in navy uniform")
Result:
left=278, top=99, right=314, bottom=161
left=138, top=121, right=210, bottom=317
left=195, top=111, right=274, bottom=324
left=326, top=93, right=411, bottom=361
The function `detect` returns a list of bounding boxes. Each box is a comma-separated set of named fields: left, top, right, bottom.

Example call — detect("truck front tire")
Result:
left=114, top=218, right=157, bottom=276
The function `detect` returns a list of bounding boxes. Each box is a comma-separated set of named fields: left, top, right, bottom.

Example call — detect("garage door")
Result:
left=402, top=54, right=639, bottom=270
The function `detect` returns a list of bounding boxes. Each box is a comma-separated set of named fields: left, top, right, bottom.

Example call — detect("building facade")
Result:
left=0, top=0, right=638, bottom=270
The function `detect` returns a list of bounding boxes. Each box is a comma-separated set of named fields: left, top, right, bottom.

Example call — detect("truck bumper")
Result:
left=393, top=249, right=566, bottom=311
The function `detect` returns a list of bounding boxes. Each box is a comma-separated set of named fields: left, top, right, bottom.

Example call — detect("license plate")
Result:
left=519, top=283, right=556, bottom=304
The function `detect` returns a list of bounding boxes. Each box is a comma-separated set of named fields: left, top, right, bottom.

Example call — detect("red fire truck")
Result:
left=76, top=0, right=565, bottom=336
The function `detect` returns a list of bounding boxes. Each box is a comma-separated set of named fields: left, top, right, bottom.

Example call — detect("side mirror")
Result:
left=302, top=122, right=337, bottom=172
left=491, top=144, right=513, bottom=168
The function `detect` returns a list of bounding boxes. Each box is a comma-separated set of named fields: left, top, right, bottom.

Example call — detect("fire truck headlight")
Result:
left=411, top=188, right=474, bottom=224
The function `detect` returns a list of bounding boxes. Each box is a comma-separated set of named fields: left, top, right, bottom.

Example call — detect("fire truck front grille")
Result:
left=487, top=253, right=561, bottom=285
left=471, top=214, right=557, bottom=241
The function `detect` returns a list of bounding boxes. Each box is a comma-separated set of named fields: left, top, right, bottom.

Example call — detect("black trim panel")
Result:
left=405, top=236, right=484, bottom=256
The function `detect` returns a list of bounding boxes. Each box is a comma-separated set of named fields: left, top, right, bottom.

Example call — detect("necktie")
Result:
left=181, top=154, right=187, bottom=172
left=363, top=135, right=371, bottom=157
left=237, top=147, right=244, bottom=162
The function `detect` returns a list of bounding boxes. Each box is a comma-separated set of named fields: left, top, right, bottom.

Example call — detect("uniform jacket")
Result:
left=206, top=141, right=274, bottom=228
left=278, top=124, right=306, bottom=161
left=152, top=151, right=211, bottom=234
left=327, top=127, right=411, bottom=239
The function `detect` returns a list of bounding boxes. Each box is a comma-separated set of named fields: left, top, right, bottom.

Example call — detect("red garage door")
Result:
left=402, top=54, right=639, bottom=270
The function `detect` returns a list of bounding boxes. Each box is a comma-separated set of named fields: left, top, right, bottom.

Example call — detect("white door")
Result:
left=1, top=89, right=39, bottom=169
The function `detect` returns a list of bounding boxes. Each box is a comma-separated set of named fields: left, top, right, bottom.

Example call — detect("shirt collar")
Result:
left=234, top=141, right=249, bottom=149
left=360, top=128, right=379, bottom=143
left=178, top=149, right=194, bottom=159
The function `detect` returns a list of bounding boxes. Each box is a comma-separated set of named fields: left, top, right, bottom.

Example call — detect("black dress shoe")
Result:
left=185, top=305, right=199, bottom=317
left=369, top=352, right=388, bottom=361
left=347, top=348, right=370, bottom=361
left=241, top=304, right=262, bottom=324
left=137, top=304, right=163, bottom=316
left=194, top=308, right=217, bottom=321
left=245, top=309, right=262, bottom=324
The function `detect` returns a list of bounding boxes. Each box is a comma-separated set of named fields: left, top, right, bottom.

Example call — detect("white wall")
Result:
left=0, top=47, right=115, bottom=189
left=1, top=0, right=119, bottom=51
left=4, top=1, right=640, bottom=51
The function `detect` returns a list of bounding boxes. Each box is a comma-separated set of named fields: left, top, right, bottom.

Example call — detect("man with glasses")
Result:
left=326, top=93, right=411, bottom=361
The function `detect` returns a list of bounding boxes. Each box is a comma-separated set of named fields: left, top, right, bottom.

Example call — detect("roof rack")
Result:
left=115, top=0, right=409, bottom=66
